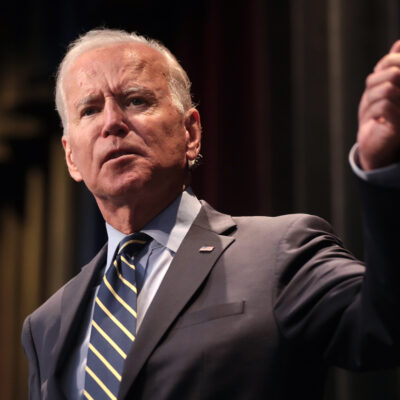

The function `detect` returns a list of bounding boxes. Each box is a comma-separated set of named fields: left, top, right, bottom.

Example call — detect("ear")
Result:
left=184, top=108, right=202, bottom=162
left=62, top=136, right=83, bottom=182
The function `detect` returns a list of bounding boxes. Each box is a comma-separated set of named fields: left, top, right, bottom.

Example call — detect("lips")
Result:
left=108, top=150, right=130, bottom=160
left=102, top=146, right=141, bottom=164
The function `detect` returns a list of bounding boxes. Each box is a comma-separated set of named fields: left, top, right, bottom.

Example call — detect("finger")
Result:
left=374, top=40, right=400, bottom=71
left=389, top=39, right=400, bottom=54
left=365, top=67, right=400, bottom=89
left=375, top=53, right=400, bottom=72
left=359, top=98, right=400, bottom=128
left=360, top=100, right=400, bottom=127
left=359, top=81, right=400, bottom=117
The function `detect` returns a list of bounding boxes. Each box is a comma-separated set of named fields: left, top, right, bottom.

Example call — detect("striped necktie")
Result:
left=84, top=232, right=150, bottom=400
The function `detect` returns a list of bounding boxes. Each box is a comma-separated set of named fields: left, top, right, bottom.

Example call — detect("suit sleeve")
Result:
left=273, top=178, right=400, bottom=370
left=21, top=316, right=42, bottom=400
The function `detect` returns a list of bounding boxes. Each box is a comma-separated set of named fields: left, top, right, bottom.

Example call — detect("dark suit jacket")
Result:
left=22, top=179, right=400, bottom=400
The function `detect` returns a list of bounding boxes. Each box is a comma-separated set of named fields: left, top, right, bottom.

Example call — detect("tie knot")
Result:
left=117, top=232, right=151, bottom=257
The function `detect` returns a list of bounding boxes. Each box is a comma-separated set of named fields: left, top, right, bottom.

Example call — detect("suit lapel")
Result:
left=50, top=245, right=107, bottom=395
left=118, top=203, right=236, bottom=399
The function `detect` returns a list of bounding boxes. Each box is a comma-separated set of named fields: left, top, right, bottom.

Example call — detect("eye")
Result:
left=81, top=107, right=98, bottom=117
left=129, top=97, right=145, bottom=106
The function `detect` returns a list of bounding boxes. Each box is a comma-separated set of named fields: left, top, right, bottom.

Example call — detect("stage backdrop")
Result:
left=0, top=1, right=399, bottom=399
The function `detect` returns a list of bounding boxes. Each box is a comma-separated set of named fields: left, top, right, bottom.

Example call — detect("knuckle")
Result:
left=382, top=81, right=395, bottom=96
left=380, top=99, right=394, bottom=111
left=365, top=73, right=374, bottom=87
left=378, top=82, right=400, bottom=103
left=389, top=66, right=400, bottom=83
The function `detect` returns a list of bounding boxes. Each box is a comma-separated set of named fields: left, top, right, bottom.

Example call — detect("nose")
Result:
left=101, top=100, right=129, bottom=137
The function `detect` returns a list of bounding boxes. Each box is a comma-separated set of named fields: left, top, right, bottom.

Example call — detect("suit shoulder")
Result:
left=226, top=213, right=342, bottom=269
left=24, top=243, right=106, bottom=327
left=232, top=213, right=334, bottom=236
left=24, top=271, right=79, bottom=327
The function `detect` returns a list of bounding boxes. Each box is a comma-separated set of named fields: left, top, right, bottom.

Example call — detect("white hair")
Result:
left=55, top=28, right=193, bottom=133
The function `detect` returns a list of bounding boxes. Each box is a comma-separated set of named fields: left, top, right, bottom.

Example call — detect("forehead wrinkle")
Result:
left=117, top=62, right=161, bottom=88
left=66, top=44, right=171, bottom=110
left=65, top=63, right=103, bottom=108
left=121, top=47, right=170, bottom=83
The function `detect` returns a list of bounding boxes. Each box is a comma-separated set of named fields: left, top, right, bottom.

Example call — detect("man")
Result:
left=22, top=28, right=400, bottom=400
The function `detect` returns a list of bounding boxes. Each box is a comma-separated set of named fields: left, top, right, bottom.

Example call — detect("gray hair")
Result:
left=55, top=28, right=193, bottom=133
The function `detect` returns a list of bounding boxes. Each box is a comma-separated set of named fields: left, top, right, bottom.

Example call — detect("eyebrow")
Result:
left=75, top=95, right=101, bottom=110
left=122, top=86, right=156, bottom=97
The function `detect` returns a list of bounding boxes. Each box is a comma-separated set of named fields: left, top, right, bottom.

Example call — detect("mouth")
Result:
left=103, top=147, right=140, bottom=164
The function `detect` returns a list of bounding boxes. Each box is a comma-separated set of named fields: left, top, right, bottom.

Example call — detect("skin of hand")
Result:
left=358, top=40, right=400, bottom=171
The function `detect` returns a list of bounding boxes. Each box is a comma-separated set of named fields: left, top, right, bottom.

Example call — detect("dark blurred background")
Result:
left=1, top=0, right=399, bottom=399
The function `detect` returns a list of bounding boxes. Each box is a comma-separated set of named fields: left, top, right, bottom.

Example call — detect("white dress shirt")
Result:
left=349, top=143, right=400, bottom=188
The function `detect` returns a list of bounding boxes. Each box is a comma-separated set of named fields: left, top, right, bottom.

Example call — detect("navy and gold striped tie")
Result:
left=84, top=232, right=150, bottom=400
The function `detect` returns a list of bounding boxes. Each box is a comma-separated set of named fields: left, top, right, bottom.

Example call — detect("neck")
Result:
left=95, top=186, right=185, bottom=234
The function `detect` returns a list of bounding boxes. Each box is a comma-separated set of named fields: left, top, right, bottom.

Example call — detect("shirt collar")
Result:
left=105, top=188, right=201, bottom=268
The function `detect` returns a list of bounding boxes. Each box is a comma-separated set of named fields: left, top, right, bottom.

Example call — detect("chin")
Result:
left=109, top=180, right=146, bottom=198
left=90, top=174, right=146, bottom=200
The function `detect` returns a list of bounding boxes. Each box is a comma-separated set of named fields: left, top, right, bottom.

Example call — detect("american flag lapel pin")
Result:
left=199, top=245, right=215, bottom=253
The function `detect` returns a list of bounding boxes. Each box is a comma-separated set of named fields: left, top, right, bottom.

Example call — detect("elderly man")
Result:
left=22, top=29, right=400, bottom=400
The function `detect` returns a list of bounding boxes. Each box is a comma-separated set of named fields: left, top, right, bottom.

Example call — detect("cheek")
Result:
left=160, top=117, right=187, bottom=148
left=138, top=117, right=185, bottom=152
left=157, top=132, right=187, bottom=160
left=69, top=137, right=96, bottom=171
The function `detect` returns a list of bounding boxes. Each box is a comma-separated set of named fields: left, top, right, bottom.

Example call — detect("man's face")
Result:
left=62, top=43, right=200, bottom=205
